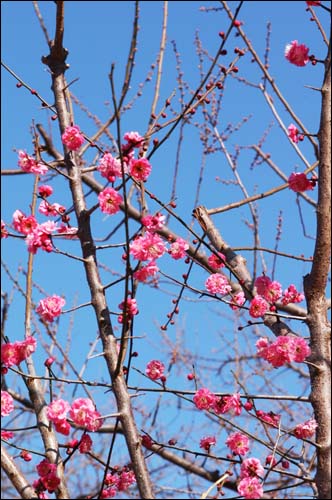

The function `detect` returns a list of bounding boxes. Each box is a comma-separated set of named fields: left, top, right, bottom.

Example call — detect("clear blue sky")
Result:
left=1, top=1, right=330, bottom=498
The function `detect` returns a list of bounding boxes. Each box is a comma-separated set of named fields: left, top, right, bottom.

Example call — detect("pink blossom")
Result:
left=294, top=418, right=317, bottom=439
left=237, top=477, right=264, bottom=499
left=288, top=124, right=304, bottom=143
left=205, top=273, right=231, bottom=295
left=118, top=297, right=138, bottom=323
left=36, top=295, right=65, bottom=323
left=141, top=213, right=165, bottom=232
left=282, top=284, right=305, bottom=305
left=61, top=125, right=85, bottom=151
left=36, top=459, right=57, bottom=478
left=38, top=185, right=53, bottom=198
left=213, top=393, right=242, bottom=416
left=123, top=131, right=144, bottom=147
left=54, top=419, right=71, bottom=436
left=229, top=291, right=246, bottom=310
left=1, top=430, right=14, bottom=440
left=1, top=390, right=14, bottom=416
left=254, top=275, right=272, bottom=295
left=12, top=210, right=38, bottom=235
left=117, top=470, right=136, bottom=491
left=129, top=232, right=166, bottom=261
left=38, top=200, right=66, bottom=217
left=256, top=335, right=310, bottom=368
left=25, top=222, right=58, bottom=254
left=69, top=398, right=103, bottom=432
left=18, top=150, right=48, bottom=175
left=146, top=360, right=165, bottom=380
left=193, top=388, right=217, bottom=410
left=98, top=187, right=123, bottom=215
left=79, top=433, right=93, bottom=453
left=225, top=432, right=250, bottom=456
left=256, top=409, right=281, bottom=427
left=208, top=252, right=226, bottom=270
left=265, top=454, right=277, bottom=467
left=288, top=172, right=314, bottom=192
left=1, top=220, right=8, bottom=238
left=101, top=487, right=117, bottom=498
left=47, top=399, right=70, bottom=422
left=263, top=281, right=282, bottom=303
left=56, top=224, right=78, bottom=238
left=240, top=457, right=264, bottom=479
left=293, top=336, right=311, bottom=362
left=1, top=337, right=37, bottom=368
left=133, top=261, right=159, bottom=282
left=168, top=238, right=189, bottom=260
left=199, top=435, right=216, bottom=452
left=40, top=473, right=61, bottom=493
left=249, top=296, right=269, bottom=318
left=20, top=450, right=33, bottom=461
left=285, top=40, right=310, bottom=67
left=97, top=153, right=123, bottom=182
left=129, top=157, right=152, bottom=182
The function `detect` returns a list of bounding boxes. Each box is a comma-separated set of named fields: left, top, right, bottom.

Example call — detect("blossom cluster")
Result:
left=288, top=124, right=304, bottom=144
left=18, top=150, right=48, bottom=175
left=101, top=468, right=136, bottom=498
left=1, top=337, right=37, bottom=368
left=46, top=397, right=103, bottom=435
left=293, top=418, right=317, bottom=439
left=1, top=390, right=14, bottom=416
left=34, top=459, right=60, bottom=494
left=237, top=458, right=265, bottom=499
left=288, top=172, right=315, bottom=193
left=193, top=388, right=242, bottom=416
left=256, top=335, right=311, bottom=368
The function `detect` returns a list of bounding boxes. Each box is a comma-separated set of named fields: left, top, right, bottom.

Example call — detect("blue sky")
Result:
left=1, top=1, right=330, bottom=498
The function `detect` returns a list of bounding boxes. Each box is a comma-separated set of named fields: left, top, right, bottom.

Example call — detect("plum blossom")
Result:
left=1, top=220, right=8, bottom=238
left=208, top=252, right=226, bottom=270
left=61, top=125, right=85, bottom=151
left=12, top=210, right=38, bottom=234
left=1, top=430, right=14, bottom=441
left=256, top=335, right=311, bottom=367
left=282, top=284, right=305, bottom=305
left=79, top=433, right=93, bottom=453
left=129, top=158, right=152, bottom=182
left=263, top=281, right=282, bottom=303
left=25, top=221, right=58, bottom=254
left=254, top=275, right=272, bottom=295
left=288, top=124, right=304, bottom=143
left=288, top=172, right=314, bottom=192
left=1, top=390, right=14, bottom=416
left=294, top=418, right=317, bottom=439
left=199, top=435, right=216, bottom=452
left=285, top=40, right=310, bottom=67
left=69, top=398, right=103, bottom=432
left=123, top=131, right=144, bottom=147
left=240, top=457, right=264, bottom=479
left=117, top=470, right=136, bottom=491
left=36, top=295, right=65, bottom=323
left=97, top=153, right=123, bottom=182
left=38, top=200, right=66, bottom=217
left=1, top=337, right=37, bottom=368
left=38, top=185, right=53, bottom=198
left=193, top=388, right=217, bottom=410
left=229, top=291, right=246, bottom=310
left=237, top=477, right=264, bottom=499
left=130, top=232, right=166, bottom=261
left=118, top=297, right=138, bottom=323
left=249, top=296, right=269, bottom=318
left=226, top=432, right=250, bottom=456
left=205, top=273, right=231, bottom=295
left=46, top=399, right=70, bottom=422
left=98, top=187, right=123, bottom=215
left=18, top=150, right=48, bottom=175
left=213, top=393, right=242, bottom=416
left=141, top=213, right=165, bottom=232
left=168, top=238, right=189, bottom=260
left=133, top=261, right=159, bottom=282
left=146, top=360, right=165, bottom=380
left=256, top=409, right=281, bottom=427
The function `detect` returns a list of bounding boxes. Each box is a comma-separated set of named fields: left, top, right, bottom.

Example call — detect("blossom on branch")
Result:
left=1, top=337, right=37, bottom=368
left=226, top=431, right=250, bottom=456
left=205, top=273, right=231, bottom=295
left=288, top=172, right=315, bottom=192
left=130, top=232, right=166, bottom=261
left=18, top=150, right=48, bottom=175
left=288, top=123, right=304, bottom=143
left=199, top=435, right=216, bottom=452
left=98, top=187, right=123, bottom=215
left=193, top=388, right=217, bottom=410
left=293, top=418, right=317, bottom=439
left=129, top=157, right=152, bottom=182
left=145, top=360, right=165, bottom=380
left=1, top=390, right=14, bottom=416
left=237, top=477, right=264, bottom=499
left=61, top=125, right=85, bottom=151
left=168, top=237, right=189, bottom=260
left=36, top=295, right=65, bottom=323
left=285, top=40, right=310, bottom=66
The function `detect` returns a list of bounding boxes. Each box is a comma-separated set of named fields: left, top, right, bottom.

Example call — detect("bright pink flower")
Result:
left=1, top=390, right=14, bottom=416
left=237, top=477, right=264, bottom=499
left=263, top=281, right=282, bottom=303
left=25, top=222, right=58, bottom=254
left=54, top=419, right=71, bottom=436
left=208, top=252, right=226, bottom=270
left=1, top=430, right=14, bottom=440
left=285, top=40, right=310, bottom=67
left=38, top=185, right=53, bottom=198
left=249, top=296, right=269, bottom=318
left=38, top=200, right=66, bottom=217
left=256, top=409, right=281, bottom=427
left=294, top=418, right=317, bottom=439
left=118, top=297, right=138, bottom=323
left=193, top=388, right=217, bottom=410
left=1, top=220, right=8, bottom=238
left=57, top=224, right=78, bottom=238
left=199, top=435, right=216, bottom=452
left=1, top=337, right=37, bottom=368
left=205, top=273, right=231, bottom=295
left=97, top=153, right=123, bottom=182
left=168, top=238, right=189, bottom=260
left=129, top=232, right=166, bottom=261
left=118, top=470, right=136, bottom=491
left=36, top=295, right=65, bottom=323
left=133, top=261, right=159, bottom=282
left=123, top=131, right=144, bottom=147
left=18, top=150, right=48, bottom=175
left=256, top=335, right=310, bottom=368
left=229, top=291, right=246, bottom=310
left=12, top=210, right=38, bottom=235
left=61, top=125, right=85, bottom=151
left=288, top=172, right=314, bottom=192
left=240, top=457, right=264, bottom=479
left=129, top=157, right=152, bottom=182
left=288, top=124, right=304, bottom=143
left=101, top=488, right=117, bottom=498
left=225, top=432, right=250, bottom=456
left=40, top=473, right=61, bottom=493
left=282, top=284, right=304, bottom=305
left=213, top=393, right=242, bottom=416
left=36, top=459, right=57, bottom=478
left=79, top=434, right=93, bottom=453
left=47, top=399, right=70, bottom=422
left=141, top=213, right=166, bottom=232
left=254, top=275, right=272, bottom=295
left=98, top=187, right=123, bottom=215
left=69, top=398, right=103, bottom=432
left=293, top=336, right=311, bottom=362
left=146, top=360, right=165, bottom=380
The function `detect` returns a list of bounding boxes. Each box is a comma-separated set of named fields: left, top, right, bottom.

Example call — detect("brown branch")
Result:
left=1, top=444, right=37, bottom=499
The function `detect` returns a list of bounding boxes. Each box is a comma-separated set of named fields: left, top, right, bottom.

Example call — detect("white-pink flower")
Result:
left=237, top=477, right=264, bottom=499
left=69, top=398, right=103, bottom=432
left=240, top=457, right=264, bottom=479
left=145, top=360, right=165, bottom=380
left=18, top=150, right=48, bottom=175
left=129, top=232, right=166, bottom=261
left=199, top=435, right=216, bottom=452
left=205, top=273, right=231, bottom=295
left=294, top=418, right=317, bottom=439
left=97, top=153, right=123, bottom=182
left=1, top=390, right=14, bottom=416
left=249, top=295, right=269, bottom=318
left=46, top=399, right=70, bottom=423
left=168, top=238, right=189, bottom=260
left=36, top=295, right=65, bottom=323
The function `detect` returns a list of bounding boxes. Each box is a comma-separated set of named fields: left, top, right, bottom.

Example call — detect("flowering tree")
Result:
left=1, top=1, right=331, bottom=499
